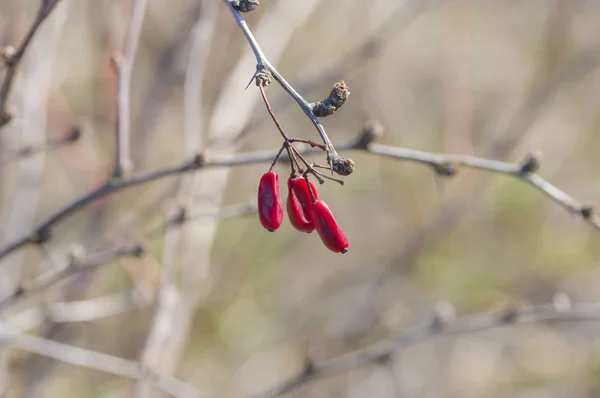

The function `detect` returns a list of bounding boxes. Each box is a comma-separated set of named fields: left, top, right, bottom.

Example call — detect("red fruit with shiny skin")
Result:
left=287, top=176, right=319, bottom=233
left=311, top=199, right=349, bottom=253
left=258, top=171, right=283, bottom=232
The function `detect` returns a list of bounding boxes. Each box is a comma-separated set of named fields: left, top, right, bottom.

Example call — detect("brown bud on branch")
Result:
left=310, top=80, right=350, bottom=117
left=232, top=0, right=259, bottom=12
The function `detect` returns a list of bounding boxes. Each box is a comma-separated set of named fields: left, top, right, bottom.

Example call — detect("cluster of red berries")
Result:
left=258, top=171, right=349, bottom=254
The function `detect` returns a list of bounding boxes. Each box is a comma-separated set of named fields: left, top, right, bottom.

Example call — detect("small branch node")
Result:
left=433, top=163, right=458, bottom=177
left=498, top=307, right=519, bottom=324
left=310, top=80, right=350, bottom=117
left=232, top=0, right=259, bottom=12
left=110, top=53, right=125, bottom=71
left=31, top=227, right=51, bottom=244
left=173, top=205, right=188, bottom=225
left=193, top=151, right=206, bottom=169
left=64, top=126, right=82, bottom=143
left=430, top=301, right=456, bottom=331
left=519, top=150, right=543, bottom=175
left=67, top=243, right=87, bottom=266
left=373, top=352, right=392, bottom=365
left=131, top=243, right=145, bottom=258
left=0, top=104, right=16, bottom=126
left=302, top=358, right=315, bottom=376
left=355, top=120, right=384, bottom=149
left=1, top=46, right=16, bottom=65
left=255, top=68, right=272, bottom=87
left=580, top=204, right=594, bottom=220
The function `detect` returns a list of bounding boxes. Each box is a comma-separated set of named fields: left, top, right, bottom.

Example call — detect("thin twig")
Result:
left=133, top=3, right=218, bottom=394
left=251, top=300, right=600, bottom=398
left=237, top=0, right=443, bottom=141
left=132, top=207, right=183, bottom=397
left=357, top=137, right=600, bottom=231
left=0, top=243, right=143, bottom=312
left=0, top=0, right=64, bottom=127
left=5, top=289, right=146, bottom=332
left=0, top=202, right=255, bottom=314
left=0, top=126, right=80, bottom=166
left=112, top=0, right=148, bottom=178
left=0, top=327, right=208, bottom=398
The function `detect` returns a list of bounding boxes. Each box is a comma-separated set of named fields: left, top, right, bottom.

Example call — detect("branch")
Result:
left=221, top=0, right=341, bottom=165
left=0, top=327, right=207, bottom=398
left=251, top=299, right=600, bottom=398
left=0, top=243, right=143, bottom=312
left=348, top=122, right=599, bottom=231
left=237, top=0, right=442, bottom=140
left=0, top=126, right=80, bottom=166
left=0, top=123, right=598, bottom=264
left=5, top=289, right=146, bottom=332
left=0, top=202, right=255, bottom=314
left=0, top=0, right=64, bottom=128
left=112, top=0, right=148, bottom=178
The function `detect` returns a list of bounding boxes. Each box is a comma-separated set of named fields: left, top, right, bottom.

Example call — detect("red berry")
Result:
left=311, top=199, right=348, bottom=253
left=258, top=171, right=283, bottom=231
left=287, top=176, right=318, bottom=233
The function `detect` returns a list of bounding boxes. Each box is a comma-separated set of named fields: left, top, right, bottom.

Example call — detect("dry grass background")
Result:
left=2, top=0, right=600, bottom=397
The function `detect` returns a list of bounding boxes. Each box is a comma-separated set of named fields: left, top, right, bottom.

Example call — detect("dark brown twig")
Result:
left=251, top=300, right=600, bottom=398
left=0, top=0, right=64, bottom=128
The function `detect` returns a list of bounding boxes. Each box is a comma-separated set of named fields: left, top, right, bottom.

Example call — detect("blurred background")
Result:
left=2, top=0, right=600, bottom=396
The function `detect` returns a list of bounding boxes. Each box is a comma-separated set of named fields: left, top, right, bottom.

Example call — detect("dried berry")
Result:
left=287, top=176, right=318, bottom=233
left=311, top=199, right=348, bottom=253
left=258, top=171, right=283, bottom=231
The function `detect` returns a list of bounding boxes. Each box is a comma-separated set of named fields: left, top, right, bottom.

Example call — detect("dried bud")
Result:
left=331, top=156, right=355, bottom=176
left=311, top=80, right=350, bottom=117
left=519, top=151, right=543, bottom=174
left=233, top=0, right=259, bottom=12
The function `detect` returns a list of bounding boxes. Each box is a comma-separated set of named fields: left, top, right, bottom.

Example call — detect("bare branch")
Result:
left=0, top=126, right=80, bottom=166
left=5, top=289, right=146, bottom=331
left=251, top=301, right=600, bottom=398
left=221, top=0, right=343, bottom=167
left=0, top=327, right=207, bottom=398
left=112, top=0, right=148, bottom=178
left=0, top=243, right=143, bottom=313
left=0, top=120, right=599, bottom=264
